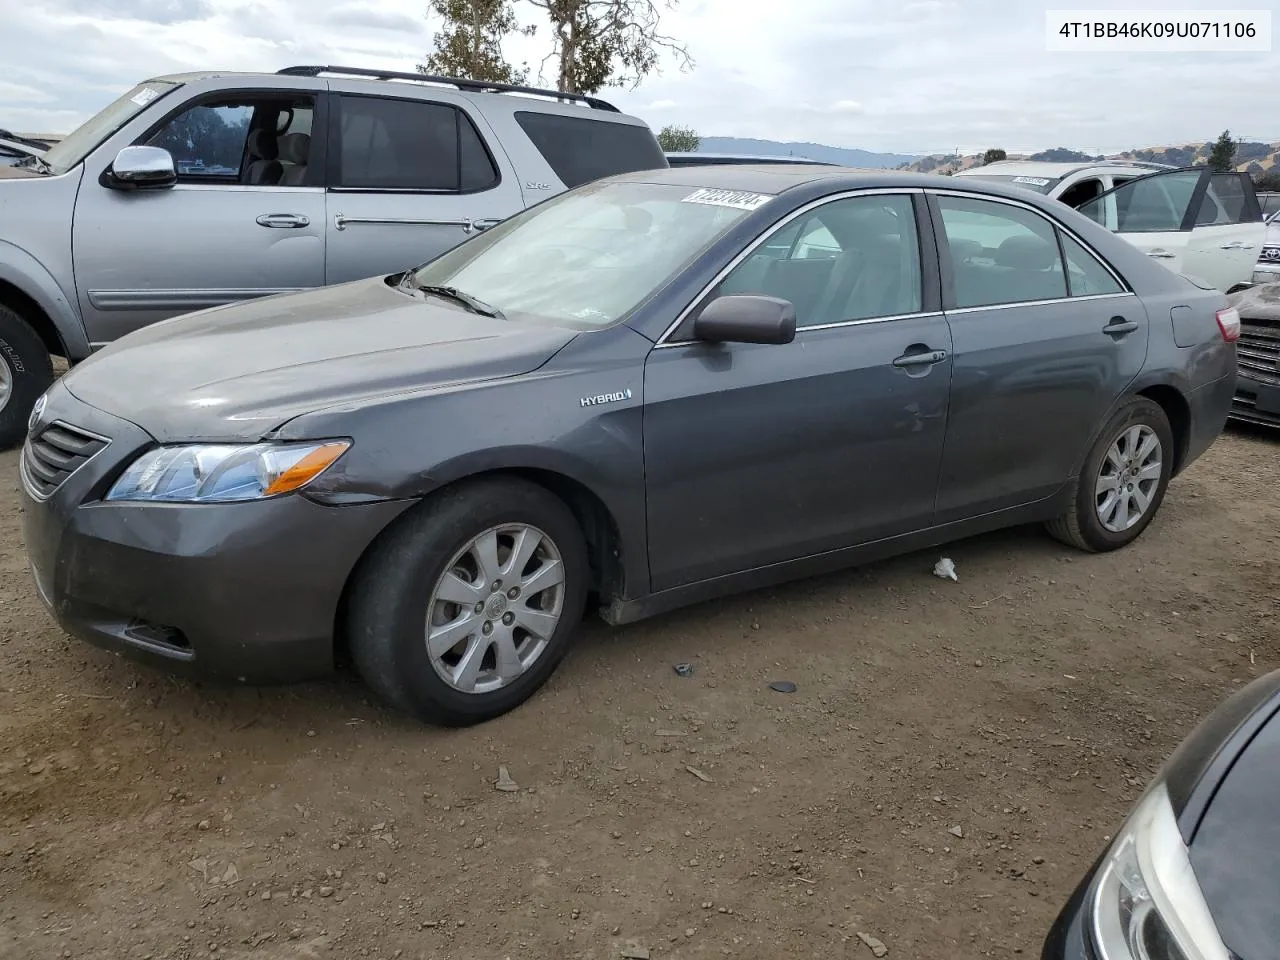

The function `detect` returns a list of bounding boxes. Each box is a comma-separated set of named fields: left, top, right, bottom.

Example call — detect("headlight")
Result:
left=106, top=441, right=350, bottom=503
left=1090, top=783, right=1229, bottom=960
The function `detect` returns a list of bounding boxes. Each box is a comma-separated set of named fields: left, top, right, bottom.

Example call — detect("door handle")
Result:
left=256, top=213, right=310, bottom=229
left=1220, top=241, right=1245, bottom=250
left=464, top=218, right=502, bottom=234
left=1104, top=316, right=1139, bottom=336
left=1146, top=249, right=1176, bottom=259
left=892, top=347, right=948, bottom=368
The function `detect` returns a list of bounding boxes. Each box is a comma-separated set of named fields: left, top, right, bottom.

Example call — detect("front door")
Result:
left=323, top=93, right=523, bottom=284
left=928, top=191, right=1150, bottom=523
left=1077, top=168, right=1265, bottom=291
left=71, top=90, right=327, bottom=345
left=643, top=192, right=953, bottom=592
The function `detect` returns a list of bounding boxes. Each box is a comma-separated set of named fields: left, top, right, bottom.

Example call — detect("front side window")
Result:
left=337, top=95, right=498, bottom=192
left=409, top=180, right=757, bottom=327
left=936, top=195, right=1067, bottom=307
left=142, top=95, right=316, bottom=185
left=514, top=111, right=667, bottom=188
left=714, top=194, right=922, bottom=327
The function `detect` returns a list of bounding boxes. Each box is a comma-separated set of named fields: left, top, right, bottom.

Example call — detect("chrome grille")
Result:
left=1237, top=321, right=1280, bottom=387
left=21, top=422, right=109, bottom=499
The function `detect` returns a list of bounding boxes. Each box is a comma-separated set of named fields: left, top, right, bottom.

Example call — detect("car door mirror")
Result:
left=693, top=295, right=797, bottom=345
left=108, top=146, right=177, bottom=190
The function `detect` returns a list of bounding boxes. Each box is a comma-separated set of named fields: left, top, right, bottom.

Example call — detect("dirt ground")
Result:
left=1, top=428, right=1278, bottom=960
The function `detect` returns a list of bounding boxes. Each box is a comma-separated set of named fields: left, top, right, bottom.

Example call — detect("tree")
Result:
left=981, top=148, right=1006, bottom=165
left=1207, top=129, right=1237, bottom=172
left=1253, top=169, right=1280, bottom=193
left=420, top=0, right=532, bottom=84
left=657, top=124, right=698, bottom=152
left=526, top=0, right=693, bottom=93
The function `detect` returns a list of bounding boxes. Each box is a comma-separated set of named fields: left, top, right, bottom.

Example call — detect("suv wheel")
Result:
left=348, top=477, right=589, bottom=726
left=0, top=304, right=54, bottom=450
left=1046, top=397, right=1174, bottom=552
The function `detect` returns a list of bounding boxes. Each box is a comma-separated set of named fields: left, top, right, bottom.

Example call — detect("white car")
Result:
left=956, top=160, right=1266, bottom=293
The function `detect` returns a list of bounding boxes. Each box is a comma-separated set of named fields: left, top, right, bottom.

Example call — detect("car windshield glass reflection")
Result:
left=409, top=181, right=764, bottom=327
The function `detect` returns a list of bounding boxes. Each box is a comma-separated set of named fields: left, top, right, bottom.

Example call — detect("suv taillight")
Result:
left=1216, top=306, right=1241, bottom=343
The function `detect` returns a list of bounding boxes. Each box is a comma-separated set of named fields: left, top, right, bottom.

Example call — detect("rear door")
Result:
left=1076, top=168, right=1264, bottom=291
left=324, top=93, right=522, bottom=285
left=928, top=191, right=1149, bottom=522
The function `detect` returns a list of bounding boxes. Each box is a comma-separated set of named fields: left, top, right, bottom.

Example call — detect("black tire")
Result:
left=0, top=304, right=54, bottom=450
left=1046, top=397, right=1174, bottom=553
left=347, top=477, right=589, bottom=726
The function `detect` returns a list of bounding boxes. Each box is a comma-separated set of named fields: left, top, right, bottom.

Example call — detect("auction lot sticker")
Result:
left=682, top=188, right=775, bottom=211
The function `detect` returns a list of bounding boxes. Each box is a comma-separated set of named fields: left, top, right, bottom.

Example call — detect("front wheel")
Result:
left=1046, top=397, right=1174, bottom=552
left=0, top=304, right=54, bottom=450
left=347, top=477, right=589, bottom=726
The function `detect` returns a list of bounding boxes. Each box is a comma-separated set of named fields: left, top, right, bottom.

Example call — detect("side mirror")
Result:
left=108, top=146, right=177, bottom=190
left=693, top=295, right=797, bottom=345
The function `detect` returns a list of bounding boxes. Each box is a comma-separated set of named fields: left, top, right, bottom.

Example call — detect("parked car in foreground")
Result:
left=21, top=166, right=1237, bottom=726
left=665, top=152, right=836, bottom=167
left=956, top=161, right=1265, bottom=294
left=0, top=64, right=667, bottom=448
left=1225, top=282, right=1280, bottom=426
left=1043, top=669, right=1280, bottom=960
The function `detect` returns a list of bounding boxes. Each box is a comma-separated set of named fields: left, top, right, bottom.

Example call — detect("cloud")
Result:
left=326, top=4, right=421, bottom=32
left=1, top=0, right=1276, bottom=156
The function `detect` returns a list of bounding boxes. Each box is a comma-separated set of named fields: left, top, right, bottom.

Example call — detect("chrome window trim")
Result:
left=929, top=188, right=1132, bottom=293
left=654, top=187, right=926, bottom=347
left=654, top=185, right=1137, bottom=347
left=946, top=291, right=1136, bottom=316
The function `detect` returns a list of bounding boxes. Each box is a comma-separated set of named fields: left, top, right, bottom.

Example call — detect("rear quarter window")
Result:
left=514, top=111, right=667, bottom=188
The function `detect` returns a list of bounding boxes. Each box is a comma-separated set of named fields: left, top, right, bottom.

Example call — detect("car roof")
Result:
left=665, top=152, right=835, bottom=165
left=611, top=165, right=1077, bottom=203
left=956, top=159, right=1176, bottom=178
left=144, top=67, right=648, bottom=123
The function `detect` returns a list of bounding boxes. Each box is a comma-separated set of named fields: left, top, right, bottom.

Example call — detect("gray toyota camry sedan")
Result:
left=19, top=166, right=1238, bottom=725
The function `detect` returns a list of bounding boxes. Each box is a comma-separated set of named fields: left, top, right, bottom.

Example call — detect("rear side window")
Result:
left=514, top=111, right=666, bottom=188
left=936, top=195, right=1067, bottom=308
left=337, top=95, right=499, bottom=192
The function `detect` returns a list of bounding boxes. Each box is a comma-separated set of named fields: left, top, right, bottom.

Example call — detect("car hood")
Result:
left=61, top=276, right=579, bottom=443
left=1188, top=704, right=1280, bottom=960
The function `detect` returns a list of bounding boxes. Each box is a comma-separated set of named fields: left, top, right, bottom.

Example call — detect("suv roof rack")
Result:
left=277, top=65, right=621, bottom=112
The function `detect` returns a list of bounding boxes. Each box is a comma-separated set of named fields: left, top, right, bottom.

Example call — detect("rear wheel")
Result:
left=347, top=477, right=589, bottom=726
left=0, top=304, right=54, bottom=450
left=1046, top=397, right=1174, bottom=552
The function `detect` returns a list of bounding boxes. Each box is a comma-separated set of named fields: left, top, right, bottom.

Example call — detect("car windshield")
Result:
left=960, top=173, right=1062, bottom=195
left=408, top=180, right=767, bottom=328
left=40, top=81, right=180, bottom=176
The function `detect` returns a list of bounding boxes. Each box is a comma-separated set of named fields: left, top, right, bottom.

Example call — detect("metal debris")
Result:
left=673, top=663, right=694, bottom=677
left=685, top=765, right=713, bottom=783
left=768, top=680, right=798, bottom=694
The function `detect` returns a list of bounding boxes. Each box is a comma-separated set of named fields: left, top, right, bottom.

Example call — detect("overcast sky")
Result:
left=3, top=0, right=1277, bottom=155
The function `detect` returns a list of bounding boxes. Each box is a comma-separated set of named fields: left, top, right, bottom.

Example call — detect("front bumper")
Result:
left=19, top=383, right=411, bottom=683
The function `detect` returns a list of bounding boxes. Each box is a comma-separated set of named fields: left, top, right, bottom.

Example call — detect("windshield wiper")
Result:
left=409, top=282, right=506, bottom=320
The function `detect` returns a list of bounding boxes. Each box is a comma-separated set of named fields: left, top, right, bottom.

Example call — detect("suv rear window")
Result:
left=337, top=95, right=499, bottom=192
left=514, top=111, right=666, bottom=188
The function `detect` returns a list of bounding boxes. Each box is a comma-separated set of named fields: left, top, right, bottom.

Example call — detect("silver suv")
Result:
left=0, top=65, right=666, bottom=447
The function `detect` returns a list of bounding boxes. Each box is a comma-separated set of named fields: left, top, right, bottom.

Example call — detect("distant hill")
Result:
left=897, top=140, right=1280, bottom=176
left=697, top=137, right=917, bottom=168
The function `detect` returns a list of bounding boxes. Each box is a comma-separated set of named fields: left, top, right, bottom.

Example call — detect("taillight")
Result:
left=1216, top=306, right=1241, bottom=343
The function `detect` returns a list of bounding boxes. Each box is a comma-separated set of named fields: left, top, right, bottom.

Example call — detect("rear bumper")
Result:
left=20, top=382, right=411, bottom=683
left=1181, top=371, right=1236, bottom=472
